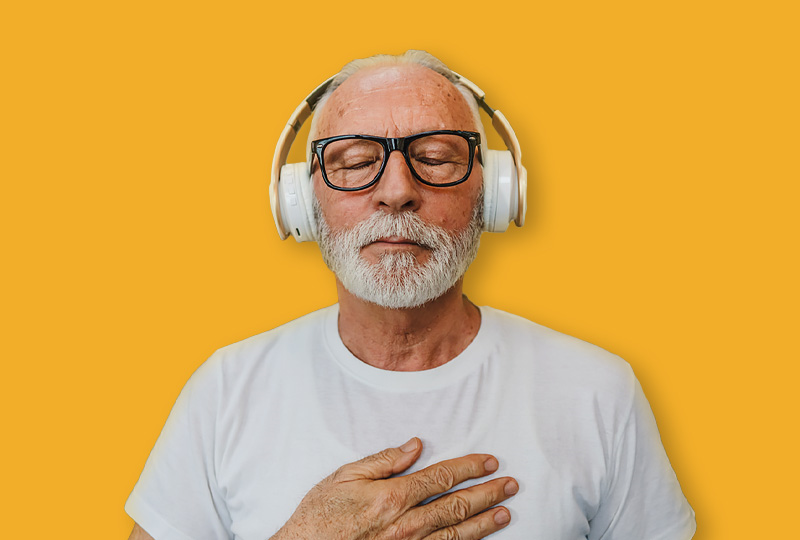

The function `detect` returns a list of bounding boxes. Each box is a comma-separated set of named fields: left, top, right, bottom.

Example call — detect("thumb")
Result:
left=337, top=437, right=422, bottom=481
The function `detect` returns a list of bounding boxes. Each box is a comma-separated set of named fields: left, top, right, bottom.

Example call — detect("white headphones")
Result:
left=269, top=72, right=527, bottom=242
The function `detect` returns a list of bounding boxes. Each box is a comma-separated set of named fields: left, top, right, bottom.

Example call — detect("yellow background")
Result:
left=2, top=0, right=797, bottom=537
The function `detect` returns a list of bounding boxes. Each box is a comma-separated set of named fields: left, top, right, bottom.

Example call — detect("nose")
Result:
left=372, top=149, right=421, bottom=213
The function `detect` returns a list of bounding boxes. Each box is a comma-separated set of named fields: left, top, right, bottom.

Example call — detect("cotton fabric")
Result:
left=126, top=305, right=695, bottom=539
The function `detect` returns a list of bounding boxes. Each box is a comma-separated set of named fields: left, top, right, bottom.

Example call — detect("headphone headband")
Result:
left=269, top=77, right=334, bottom=239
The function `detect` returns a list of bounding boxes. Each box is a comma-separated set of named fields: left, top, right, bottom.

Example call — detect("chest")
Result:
left=215, top=378, right=605, bottom=540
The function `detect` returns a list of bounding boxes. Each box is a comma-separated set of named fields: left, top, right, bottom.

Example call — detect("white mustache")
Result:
left=346, top=211, right=451, bottom=251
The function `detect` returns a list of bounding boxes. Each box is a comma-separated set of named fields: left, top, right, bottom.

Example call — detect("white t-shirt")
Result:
left=126, top=305, right=695, bottom=540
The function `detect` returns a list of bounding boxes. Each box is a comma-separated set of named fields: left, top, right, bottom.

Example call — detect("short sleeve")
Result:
left=589, top=374, right=696, bottom=540
left=126, top=351, right=233, bottom=540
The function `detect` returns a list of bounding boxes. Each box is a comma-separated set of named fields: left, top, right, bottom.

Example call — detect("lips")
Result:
left=375, top=236, right=417, bottom=244
left=363, top=236, right=431, bottom=250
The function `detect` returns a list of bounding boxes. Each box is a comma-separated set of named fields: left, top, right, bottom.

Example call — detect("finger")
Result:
left=335, top=437, right=423, bottom=482
left=400, top=454, right=501, bottom=507
left=407, top=477, right=518, bottom=536
left=426, top=507, right=512, bottom=540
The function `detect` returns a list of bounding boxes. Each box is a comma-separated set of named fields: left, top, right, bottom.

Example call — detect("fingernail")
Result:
left=504, top=480, right=519, bottom=496
left=494, top=508, right=510, bottom=525
left=484, top=457, right=498, bottom=472
left=400, top=438, right=418, bottom=452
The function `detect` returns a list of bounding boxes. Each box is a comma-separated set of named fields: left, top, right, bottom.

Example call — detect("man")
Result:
left=127, top=51, right=695, bottom=540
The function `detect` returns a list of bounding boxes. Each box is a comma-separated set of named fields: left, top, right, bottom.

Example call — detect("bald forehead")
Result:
left=314, top=65, right=477, bottom=139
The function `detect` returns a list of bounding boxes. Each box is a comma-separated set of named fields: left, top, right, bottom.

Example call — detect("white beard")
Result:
left=314, top=194, right=483, bottom=310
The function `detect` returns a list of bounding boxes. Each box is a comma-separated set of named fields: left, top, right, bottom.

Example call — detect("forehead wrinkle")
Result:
left=315, top=65, right=476, bottom=139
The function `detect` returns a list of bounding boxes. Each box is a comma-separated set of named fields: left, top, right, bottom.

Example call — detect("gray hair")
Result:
left=306, top=50, right=486, bottom=163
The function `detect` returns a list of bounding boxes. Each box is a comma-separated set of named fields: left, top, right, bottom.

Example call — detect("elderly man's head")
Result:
left=310, top=51, right=485, bottom=309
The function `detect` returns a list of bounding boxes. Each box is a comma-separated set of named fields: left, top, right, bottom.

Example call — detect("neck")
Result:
left=336, top=279, right=481, bottom=372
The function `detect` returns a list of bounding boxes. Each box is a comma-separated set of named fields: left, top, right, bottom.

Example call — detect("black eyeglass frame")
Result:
left=310, top=130, right=481, bottom=192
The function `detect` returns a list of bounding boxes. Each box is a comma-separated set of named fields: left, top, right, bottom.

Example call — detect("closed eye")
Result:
left=414, top=157, right=454, bottom=166
left=343, top=159, right=379, bottom=170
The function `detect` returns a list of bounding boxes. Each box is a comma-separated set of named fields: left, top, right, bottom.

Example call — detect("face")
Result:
left=312, top=64, right=484, bottom=308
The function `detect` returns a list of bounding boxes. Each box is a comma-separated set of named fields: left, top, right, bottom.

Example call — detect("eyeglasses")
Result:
left=311, top=130, right=481, bottom=191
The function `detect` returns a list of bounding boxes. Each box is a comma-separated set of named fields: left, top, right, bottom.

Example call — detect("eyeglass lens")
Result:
left=322, top=133, right=471, bottom=189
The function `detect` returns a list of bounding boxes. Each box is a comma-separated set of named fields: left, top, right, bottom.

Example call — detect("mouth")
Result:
left=375, top=236, right=417, bottom=244
left=365, top=237, right=428, bottom=250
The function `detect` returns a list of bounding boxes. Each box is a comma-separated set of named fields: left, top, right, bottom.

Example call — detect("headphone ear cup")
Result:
left=481, top=149, right=519, bottom=232
left=277, top=162, right=318, bottom=242
left=481, top=149, right=498, bottom=232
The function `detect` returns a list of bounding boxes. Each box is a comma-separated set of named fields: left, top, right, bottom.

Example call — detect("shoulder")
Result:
left=481, top=307, right=644, bottom=476
left=184, top=304, right=336, bottom=394
left=215, top=304, right=334, bottom=361
left=481, top=306, right=635, bottom=401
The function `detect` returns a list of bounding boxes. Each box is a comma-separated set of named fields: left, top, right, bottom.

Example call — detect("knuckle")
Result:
left=420, top=504, right=446, bottom=530
left=485, top=482, right=504, bottom=506
left=329, top=462, right=361, bottom=483
left=405, top=474, right=428, bottom=497
left=359, top=450, right=386, bottom=467
left=460, top=455, right=482, bottom=475
left=428, top=509, right=500, bottom=540
left=374, top=447, right=395, bottom=462
left=383, top=520, right=412, bottom=540
left=370, top=449, right=398, bottom=469
left=435, top=526, right=462, bottom=540
left=371, top=487, right=407, bottom=516
left=328, top=466, right=347, bottom=483
left=447, top=494, right=472, bottom=523
left=431, top=465, right=457, bottom=490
